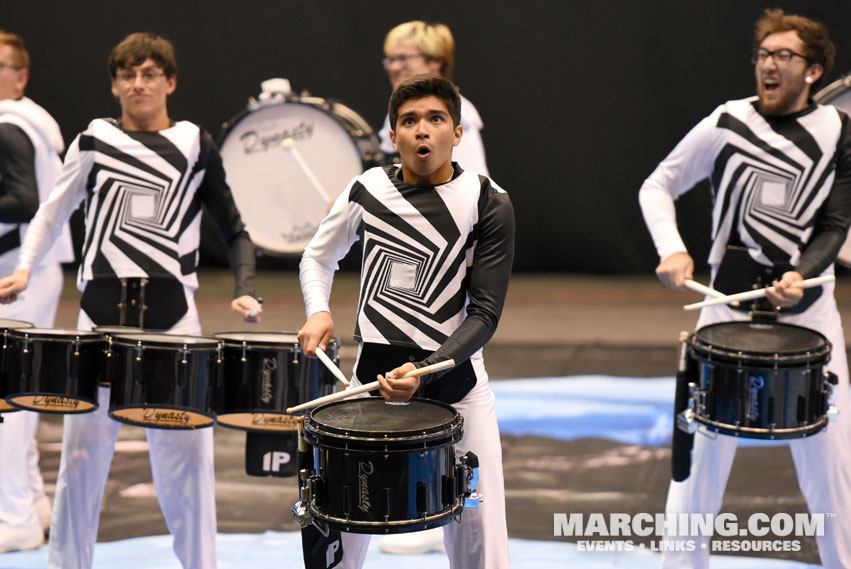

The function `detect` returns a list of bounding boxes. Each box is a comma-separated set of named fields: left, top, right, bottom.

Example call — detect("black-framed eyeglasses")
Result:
left=114, top=69, right=167, bottom=84
left=382, top=53, right=427, bottom=69
left=752, top=48, right=813, bottom=65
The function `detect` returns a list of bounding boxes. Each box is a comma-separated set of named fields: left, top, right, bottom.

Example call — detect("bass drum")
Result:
left=814, top=77, right=851, bottom=266
left=219, top=87, right=383, bottom=255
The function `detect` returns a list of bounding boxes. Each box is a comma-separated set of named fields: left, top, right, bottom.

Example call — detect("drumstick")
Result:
left=315, top=346, right=350, bottom=386
left=281, top=138, right=333, bottom=203
left=684, top=279, right=740, bottom=307
left=683, top=275, right=835, bottom=311
left=248, top=297, right=264, bottom=318
left=286, top=359, right=455, bottom=413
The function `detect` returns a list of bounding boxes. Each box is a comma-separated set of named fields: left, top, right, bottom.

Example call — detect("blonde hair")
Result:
left=0, top=31, right=30, bottom=70
left=384, top=21, right=455, bottom=80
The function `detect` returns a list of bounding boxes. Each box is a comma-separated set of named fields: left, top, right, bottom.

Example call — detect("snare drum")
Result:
left=300, top=397, right=467, bottom=534
left=0, top=319, right=33, bottom=412
left=219, top=89, right=383, bottom=254
left=815, top=77, right=851, bottom=266
left=108, top=333, right=221, bottom=429
left=687, top=321, right=833, bottom=439
left=213, top=331, right=338, bottom=431
left=5, top=328, right=106, bottom=414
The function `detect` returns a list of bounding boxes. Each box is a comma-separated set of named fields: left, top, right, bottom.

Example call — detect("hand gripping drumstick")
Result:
left=683, top=275, right=835, bottom=311
left=286, top=359, right=455, bottom=414
left=683, top=279, right=740, bottom=308
left=315, top=346, right=350, bottom=386
left=280, top=138, right=333, bottom=204
left=248, top=297, right=264, bottom=318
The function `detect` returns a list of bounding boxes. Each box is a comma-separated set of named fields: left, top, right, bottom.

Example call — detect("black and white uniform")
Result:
left=16, top=118, right=255, bottom=569
left=379, top=94, right=489, bottom=176
left=300, top=163, right=513, bottom=569
left=0, top=97, right=73, bottom=530
left=639, top=97, right=851, bottom=569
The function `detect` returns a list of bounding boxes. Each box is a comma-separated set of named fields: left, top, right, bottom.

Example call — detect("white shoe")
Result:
left=0, top=513, right=45, bottom=553
left=33, top=495, right=51, bottom=534
left=378, top=527, right=445, bottom=555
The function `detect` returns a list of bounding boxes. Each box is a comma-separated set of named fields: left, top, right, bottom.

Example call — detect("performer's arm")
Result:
left=197, top=133, right=258, bottom=319
left=795, top=113, right=851, bottom=278
left=0, top=124, right=39, bottom=223
left=414, top=183, right=515, bottom=381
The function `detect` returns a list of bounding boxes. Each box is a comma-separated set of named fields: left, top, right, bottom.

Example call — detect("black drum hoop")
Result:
left=9, top=328, right=104, bottom=343
left=308, top=500, right=465, bottom=534
left=694, top=415, right=828, bottom=440
left=213, top=331, right=303, bottom=351
left=690, top=322, right=831, bottom=368
left=111, top=333, right=220, bottom=351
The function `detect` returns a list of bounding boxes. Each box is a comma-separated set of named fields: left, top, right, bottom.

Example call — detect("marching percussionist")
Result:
left=298, top=75, right=514, bottom=569
left=0, top=30, right=74, bottom=553
left=0, top=32, right=259, bottom=569
left=638, top=9, right=851, bottom=568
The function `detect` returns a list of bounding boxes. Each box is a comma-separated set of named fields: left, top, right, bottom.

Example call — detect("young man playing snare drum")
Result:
left=0, top=32, right=260, bottom=569
left=298, top=75, right=514, bottom=569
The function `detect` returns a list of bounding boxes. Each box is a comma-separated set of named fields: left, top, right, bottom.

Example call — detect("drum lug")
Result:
left=292, top=468, right=317, bottom=529
left=22, top=333, right=30, bottom=354
left=676, top=408, right=698, bottom=434
left=135, top=340, right=143, bottom=362
left=240, top=340, right=247, bottom=363
left=292, top=343, right=299, bottom=365
left=181, top=344, right=189, bottom=365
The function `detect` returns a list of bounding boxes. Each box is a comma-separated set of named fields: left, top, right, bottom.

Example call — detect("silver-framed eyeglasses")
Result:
left=115, top=69, right=167, bottom=84
left=752, top=48, right=812, bottom=65
left=382, top=53, right=427, bottom=69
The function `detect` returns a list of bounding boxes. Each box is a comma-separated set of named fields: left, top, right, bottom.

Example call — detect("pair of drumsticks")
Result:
left=682, top=275, right=834, bottom=311
left=287, top=351, right=455, bottom=414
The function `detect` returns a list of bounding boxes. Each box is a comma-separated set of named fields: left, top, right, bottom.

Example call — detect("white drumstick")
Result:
left=281, top=138, right=333, bottom=203
left=248, top=297, right=264, bottom=318
left=683, top=275, right=835, bottom=311
left=684, top=279, right=740, bottom=307
left=315, top=346, right=350, bottom=387
left=286, top=359, right=455, bottom=413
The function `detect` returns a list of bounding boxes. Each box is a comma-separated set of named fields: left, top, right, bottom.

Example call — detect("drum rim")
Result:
left=690, top=321, right=830, bottom=363
left=0, top=318, right=34, bottom=330
left=305, top=397, right=463, bottom=442
left=693, top=414, right=828, bottom=440
left=94, top=326, right=147, bottom=335
left=308, top=499, right=463, bottom=534
left=214, top=331, right=340, bottom=353
left=110, top=333, right=220, bottom=348
left=7, top=328, right=105, bottom=342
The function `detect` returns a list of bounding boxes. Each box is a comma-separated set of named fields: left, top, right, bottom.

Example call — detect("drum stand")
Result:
left=118, top=278, right=149, bottom=327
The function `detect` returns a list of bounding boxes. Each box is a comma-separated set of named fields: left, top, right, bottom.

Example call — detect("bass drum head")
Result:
left=219, top=96, right=382, bottom=255
left=814, top=77, right=851, bottom=266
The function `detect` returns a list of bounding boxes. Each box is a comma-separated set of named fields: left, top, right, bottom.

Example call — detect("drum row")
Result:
left=0, top=318, right=338, bottom=431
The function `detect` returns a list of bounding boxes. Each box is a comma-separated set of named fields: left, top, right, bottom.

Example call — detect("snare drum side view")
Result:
left=94, top=326, right=146, bottom=387
left=6, top=328, right=106, bottom=414
left=679, top=321, right=837, bottom=439
left=0, top=319, right=34, bottom=412
left=292, top=397, right=478, bottom=534
left=108, top=333, right=221, bottom=429
left=213, top=332, right=338, bottom=431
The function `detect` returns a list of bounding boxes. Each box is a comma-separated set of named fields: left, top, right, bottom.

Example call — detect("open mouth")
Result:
left=763, top=79, right=779, bottom=92
left=416, top=145, right=431, bottom=158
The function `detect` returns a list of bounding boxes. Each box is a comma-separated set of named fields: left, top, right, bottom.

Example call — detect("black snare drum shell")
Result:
left=0, top=319, right=34, bottom=412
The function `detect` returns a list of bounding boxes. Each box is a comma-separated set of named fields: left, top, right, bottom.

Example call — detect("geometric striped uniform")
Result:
left=18, top=118, right=224, bottom=290
left=640, top=97, right=851, bottom=275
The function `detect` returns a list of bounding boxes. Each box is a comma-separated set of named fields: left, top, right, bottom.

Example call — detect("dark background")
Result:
left=5, top=0, right=851, bottom=273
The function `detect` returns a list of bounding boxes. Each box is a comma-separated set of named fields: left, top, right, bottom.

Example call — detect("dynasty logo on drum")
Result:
left=143, top=408, right=191, bottom=426
left=32, top=396, right=80, bottom=410
left=239, top=122, right=313, bottom=154
left=748, top=376, right=765, bottom=421
left=251, top=413, right=299, bottom=430
left=357, top=461, right=374, bottom=513
left=261, top=357, right=277, bottom=404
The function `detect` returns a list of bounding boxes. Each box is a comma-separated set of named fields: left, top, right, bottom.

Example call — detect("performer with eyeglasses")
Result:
left=638, top=9, right=851, bottom=568
left=0, top=32, right=260, bottom=569
left=0, top=30, right=74, bottom=553
left=378, top=21, right=489, bottom=177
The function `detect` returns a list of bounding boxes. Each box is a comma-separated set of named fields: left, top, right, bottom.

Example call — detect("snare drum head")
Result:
left=310, top=397, right=458, bottom=438
left=220, top=98, right=380, bottom=255
left=10, top=328, right=102, bottom=340
left=693, top=321, right=828, bottom=361
left=0, top=318, right=33, bottom=330
left=815, top=78, right=851, bottom=266
left=95, top=326, right=146, bottom=336
left=214, top=331, right=299, bottom=345
left=111, top=333, right=218, bottom=348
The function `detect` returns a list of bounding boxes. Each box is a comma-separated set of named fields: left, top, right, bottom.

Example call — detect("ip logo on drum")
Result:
left=262, top=451, right=291, bottom=473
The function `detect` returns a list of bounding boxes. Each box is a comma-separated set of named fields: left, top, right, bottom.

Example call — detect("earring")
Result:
left=805, top=76, right=813, bottom=84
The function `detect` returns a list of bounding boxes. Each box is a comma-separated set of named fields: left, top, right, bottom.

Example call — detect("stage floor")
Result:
left=4, top=270, right=851, bottom=567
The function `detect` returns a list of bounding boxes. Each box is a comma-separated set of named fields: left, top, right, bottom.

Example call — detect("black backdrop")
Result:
left=5, top=0, right=851, bottom=273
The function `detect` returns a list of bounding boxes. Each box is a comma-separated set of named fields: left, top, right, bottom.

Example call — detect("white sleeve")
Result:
left=17, top=135, right=88, bottom=271
left=453, top=125, right=489, bottom=177
left=299, top=177, right=363, bottom=318
left=638, top=109, right=721, bottom=261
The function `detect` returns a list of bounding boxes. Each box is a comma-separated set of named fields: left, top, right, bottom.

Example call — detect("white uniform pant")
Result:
left=338, top=352, right=510, bottom=569
left=47, top=289, right=218, bottom=569
left=0, top=263, right=63, bottom=525
left=661, top=280, right=851, bottom=569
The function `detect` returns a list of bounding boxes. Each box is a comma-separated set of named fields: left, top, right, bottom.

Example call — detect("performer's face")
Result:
left=754, top=30, right=821, bottom=116
left=0, top=45, right=27, bottom=101
left=390, top=95, right=462, bottom=186
left=384, top=40, right=443, bottom=89
left=110, top=58, right=176, bottom=130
